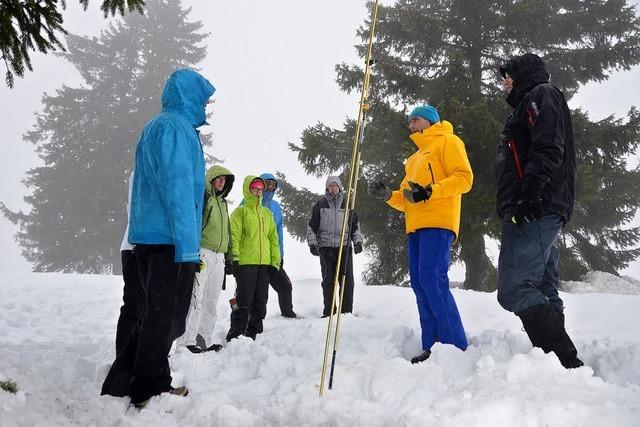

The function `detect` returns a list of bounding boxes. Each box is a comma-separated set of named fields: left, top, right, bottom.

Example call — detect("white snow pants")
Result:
left=177, top=248, right=225, bottom=347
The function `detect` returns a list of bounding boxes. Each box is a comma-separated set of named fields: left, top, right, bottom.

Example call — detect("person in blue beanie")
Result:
left=260, top=173, right=297, bottom=318
left=101, top=69, right=215, bottom=407
left=369, top=104, right=473, bottom=364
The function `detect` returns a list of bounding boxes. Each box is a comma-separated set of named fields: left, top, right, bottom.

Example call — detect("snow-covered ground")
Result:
left=1, top=271, right=639, bottom=426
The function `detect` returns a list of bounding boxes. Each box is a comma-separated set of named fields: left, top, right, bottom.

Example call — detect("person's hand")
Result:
left=368, top=180, right=392, bottom=201
left=353, top=242, right=363, bottom=254
left=224, top=259, right=234, bottom=275
left=309, top=245, right=319, bottom=256
left=512, top=198, right=543, bottom=228
left=403, top=181, right=432, bottom=203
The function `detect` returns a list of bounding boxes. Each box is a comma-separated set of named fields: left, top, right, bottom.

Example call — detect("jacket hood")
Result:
left=206, top=165, right=234, bottom=198
left=325, top=175, right=342, bottom=190
left=501, top=53, right=550, bottom=107
left=325, top=175, right=344, bottom=199
left=161, top=69, right=215, bottom=128
left=242, top=175, right=265, bottom=208
left=260, top=172, right=278, bottom=206
left=410, top=120, right=454, bottom=150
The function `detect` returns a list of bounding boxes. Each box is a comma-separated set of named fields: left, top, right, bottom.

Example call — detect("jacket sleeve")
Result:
left=273, top=201, right=284, bottom=258
left=349, top=210, right=364, bottom=244
left=524, top=86, right=566, bottom=185
left=150, top=122, right=200, bottom=262
left=267, top=212, right=281, bottom=268
left=306, top=200, right=321, bottom=246
left=229, top=207, right=243, bottom=262
left=429, top=136, right=473, bottom=200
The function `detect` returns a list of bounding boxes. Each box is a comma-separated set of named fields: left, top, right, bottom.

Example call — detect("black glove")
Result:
left=403, top=181, right=432, bottom=203
left=512, top=198, right=543, bottom=228
left=368, top=180, right=392, bottom=201
left=353, top=242, right=363, bottom=254
left=224, top=259, right=234, bottom=275
left=232, top=260, right=240, bottom=276
left=512, top=176, right=545, bottom=228
left=269, top=265, right=279, bottom=275
left=309, top=245, right=319, bottom=256
left=198, top=258, right=205, bottom=273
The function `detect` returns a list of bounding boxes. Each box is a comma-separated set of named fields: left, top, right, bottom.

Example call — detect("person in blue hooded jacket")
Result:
left=260, top=173, right=297, bottom=318
left=101, top=69, right=215, bottom=408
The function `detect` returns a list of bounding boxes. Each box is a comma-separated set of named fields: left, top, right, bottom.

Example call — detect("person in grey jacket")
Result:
left=307, top=176, right=364, bottom=317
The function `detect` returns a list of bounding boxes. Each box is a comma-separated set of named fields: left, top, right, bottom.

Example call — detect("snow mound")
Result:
left=561, top=271, right=640, bottom=295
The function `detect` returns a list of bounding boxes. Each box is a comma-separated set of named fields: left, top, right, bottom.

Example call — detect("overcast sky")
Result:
left=1, top=0, right=639, bottom=281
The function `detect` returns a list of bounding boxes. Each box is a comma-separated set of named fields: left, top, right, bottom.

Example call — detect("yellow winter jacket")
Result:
left=387, top=120, right=473, bottom=237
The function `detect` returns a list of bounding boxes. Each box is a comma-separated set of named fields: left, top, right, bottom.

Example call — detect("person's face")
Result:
left=265, top=179, right=277, bottom=192
left=408, top=116, right=431, bottom=133
left=502, top=73, right=514, bottom=91
left=250, top=187, right=263, bottom=197
left=213, top=176, right=226, bottom=192
left=327, top=182, right=340, bottom=195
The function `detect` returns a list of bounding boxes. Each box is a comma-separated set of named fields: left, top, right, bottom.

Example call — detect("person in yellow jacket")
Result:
left=226, top=176, right=281, bottom=341
left=368, top=105, right=473, bottom=364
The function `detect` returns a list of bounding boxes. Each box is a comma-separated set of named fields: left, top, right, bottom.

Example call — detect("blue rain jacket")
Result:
left=129, top=69, right=215, bottom=262
left=260, top=172, right=284, bottom=258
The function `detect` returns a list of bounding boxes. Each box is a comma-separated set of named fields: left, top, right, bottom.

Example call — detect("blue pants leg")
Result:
left=408, top=229, right=468, bottom=351
left=497, top=214, right=564, bottom=314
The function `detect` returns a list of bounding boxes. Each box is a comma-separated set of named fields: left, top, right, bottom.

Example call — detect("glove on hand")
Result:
left=403, top=181, right=432, bottom=203
left=368, top=181, right=392, bottom=201
left=224, top=259, right=234, bottom=275
left=512, top=198, right=543, bottom=228
left=353, top=242, right=363, bottom=254
left=512, top=176, right=545, bottom=228
left=309, top=245, right=319, bottom=256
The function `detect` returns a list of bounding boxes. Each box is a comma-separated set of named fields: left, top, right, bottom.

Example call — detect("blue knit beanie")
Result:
left=408, top=105, right=440, bottom=124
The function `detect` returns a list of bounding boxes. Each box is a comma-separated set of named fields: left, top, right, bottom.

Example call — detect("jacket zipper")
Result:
left=257, top=204, right=263, bottom=263
left=507, top=139, right=524, bottom=179
left=428, top=163, right=435, bottom=184
left=201, top=199, right=213, bottom=230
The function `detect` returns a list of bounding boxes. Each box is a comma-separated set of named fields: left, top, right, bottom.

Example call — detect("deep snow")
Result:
left=1, top=271, right=639, bottom=426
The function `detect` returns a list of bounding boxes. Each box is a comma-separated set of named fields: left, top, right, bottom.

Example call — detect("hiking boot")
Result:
left=518, top=303, right=584, bottom=369
left=186, top=345, right=203, bottom=354
left=204, top=343, right=223, bottom=352
left=281, top=311, right=298, bottom=318
left=410, top=350, right=431, bottom=364
left=168, top=386, right=189, bottom=397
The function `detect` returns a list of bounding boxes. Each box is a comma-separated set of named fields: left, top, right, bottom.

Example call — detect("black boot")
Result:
left=411, top=350, right=431, bottom=364
left=518, top=304, right=584, bottom=369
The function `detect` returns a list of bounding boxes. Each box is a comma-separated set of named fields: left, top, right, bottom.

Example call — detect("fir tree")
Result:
left=0, top=0, right=146, bottom=87
left=0, top=0, right=211, bottom=273
left=279, top=0, right=640, bottom=290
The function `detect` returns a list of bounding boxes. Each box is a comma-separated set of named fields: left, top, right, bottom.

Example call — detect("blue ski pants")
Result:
left=407, top=228, right=467, bottom=352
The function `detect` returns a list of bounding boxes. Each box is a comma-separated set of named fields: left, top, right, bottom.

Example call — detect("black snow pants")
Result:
left=101, top=244, right=196, bottom=404
left=319, top=246, right=354, bottom=317
left=115, top=249, right=144, bottom=355
left=268, top=258, right=295, bottom=316
left=227, top=265, right=270, bottom=341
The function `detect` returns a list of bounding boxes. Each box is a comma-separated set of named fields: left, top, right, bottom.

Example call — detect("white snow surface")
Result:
left=1, top=271, right=639, bottom=426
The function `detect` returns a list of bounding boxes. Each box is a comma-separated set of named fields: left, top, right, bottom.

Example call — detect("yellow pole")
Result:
left=319, top=0, right=381, bottom=396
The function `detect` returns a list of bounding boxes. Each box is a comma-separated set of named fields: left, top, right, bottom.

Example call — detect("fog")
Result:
left=1, top=0, right=639, bottom=280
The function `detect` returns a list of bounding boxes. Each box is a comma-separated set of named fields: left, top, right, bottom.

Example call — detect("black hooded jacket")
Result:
left=496, top=53, right=576, bottom=221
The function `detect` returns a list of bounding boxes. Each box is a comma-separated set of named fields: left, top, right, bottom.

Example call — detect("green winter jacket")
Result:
left=230, top=175, right=281, bottom=268
left=201, top=165, right=234, bottom=254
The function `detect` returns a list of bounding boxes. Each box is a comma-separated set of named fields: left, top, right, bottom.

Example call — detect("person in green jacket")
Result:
left=178, top=165, right=234, bottom=353
left=226, top=176, right=281, bottom=341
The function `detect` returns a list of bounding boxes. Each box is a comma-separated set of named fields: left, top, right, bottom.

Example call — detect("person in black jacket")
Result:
left=307, top=176, right=364, bottom=317
left=495, top=53, right=583, bottom=369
